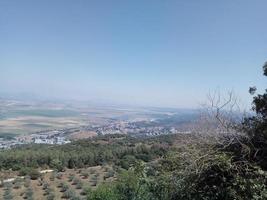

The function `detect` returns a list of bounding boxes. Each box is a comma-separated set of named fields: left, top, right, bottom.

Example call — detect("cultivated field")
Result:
left=0, top=165, right=116, bottom=200
left=0, top=99, right=176, bottom=138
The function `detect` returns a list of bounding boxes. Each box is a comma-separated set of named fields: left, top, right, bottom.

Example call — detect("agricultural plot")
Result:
left=0, top=165, right=116, bottom=200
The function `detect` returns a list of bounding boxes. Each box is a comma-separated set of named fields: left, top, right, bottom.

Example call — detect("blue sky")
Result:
left=0, top=0, right=266, bottom=108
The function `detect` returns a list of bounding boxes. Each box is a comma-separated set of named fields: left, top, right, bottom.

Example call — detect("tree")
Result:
left=25, top=187, right=33, bottom=199
left=242, top=62, right=267, bottom=169
left=89, top=184, right=119, bottom=200
left=3, top=187, right=13, bottom=200
left=50, top=159, right=64, bottom=172
left=28, top=169, right=40, bottom=180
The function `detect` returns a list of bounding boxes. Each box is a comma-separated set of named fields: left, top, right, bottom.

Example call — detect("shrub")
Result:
left=91, top=179, right=97, bottom=187
left=107, top=169, right=115, bottom=178
left=18, top=167, right=40, bottom=180
left=24, top=187, right=33, bottom=199
left=60, top=183, right=69, bottom=192
left=68, top=173, right=75, bottom=182
left=24, top=177, right=31, bottom=188
left=89, top=168, right=96, bottom=174
left=49, top=172, right=56, bottom=181
left=13, top=179, right=22, bottom=189
left=3, top=182, right=12, bottom=190
left=119, top=155, right=137, bottom=169
left=3, top=188, right=13, bottom=200
left=50, top=159, right=64, bottom=172
left=46, top=192, right=55, bottom=200
left=44, top=187, right=53, bottom=196
left=72, top=177, right=80, bottom=185
left=81, top=171, right=89, bottom=179
left=37, top=179, right=43, bottom=186
left=80, top=186, right=91, bottom=196
left=62, top=188, right=76, bottom=199
left=56, top=172, right=63, bottom=180
left=58, top=182, right=64, bottom=188
left=103, top=165, right=109, bottom=172
left=42, top=182, right=49, bottom=190
left=89, top=184, right=119, bottom=200
left=29, top=169, right=40, bottom=180
left=76, top=181, right=83, bottom=189
left=19, top=167, right=31, bottom=176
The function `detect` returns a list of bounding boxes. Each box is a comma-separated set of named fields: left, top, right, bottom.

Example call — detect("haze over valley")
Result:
left=0, top=1, right=266, bottom=200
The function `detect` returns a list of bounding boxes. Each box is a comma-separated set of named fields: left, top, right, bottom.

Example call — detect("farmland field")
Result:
left=0, top=165, right=116, bottom=200
left=0, top=99, right=187, bottom=137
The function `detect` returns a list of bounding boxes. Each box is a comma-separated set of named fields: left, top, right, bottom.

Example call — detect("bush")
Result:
left=29, top=169, right=40, bottom=180
left=60, top=183, right=69, bottom=192
left=46, top=192, right=55, bottom=200
left=49, top=172, right=56, bottom=181
left=3, top=188, right=13, bottom=200
left=89, top=168, right=96, bottom=174
left=120, top=155, right=137, bottom=169
left=80, top=186, right=92, bottom=196
left=81, top=171, right=89, bottom=179
left=50, top=159, right=65, bottom=172
left=24, top=187, right=33, bottom=199
left=13, top=179, right=22, bottom=189
left=19, top=167, right=40, bottom=180
left=3, top=182, right=12, bottom=190
left=44, top=187, right=53, bottom=196
left=68, top=173, right=75, bottom=182
left=62, top=188, right=76, bottom=199
left=24, top=177, right=31, bottom=188
left=42, top=182, right=49, bottom=190
left=56, top=172, right=63, bottom=180
left=106, top=169, right=115, bottom=179
left=72, top=177, right=80, bottom=185
left=76, top=181, right=83, bottom=189
left=89, top=184, right=119, bottom=200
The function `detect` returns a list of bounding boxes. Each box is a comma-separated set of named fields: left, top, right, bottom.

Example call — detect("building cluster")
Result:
left=0, top=119, right=191, bottom=150
left=0, top=138, right=24, bottom=149
left=91, top=121, right=182, bottom=136
left=0, top=130, right=71, bottom=149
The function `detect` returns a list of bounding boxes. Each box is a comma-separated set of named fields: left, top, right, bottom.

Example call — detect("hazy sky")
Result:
left=0, top=0, right=266, bottom=108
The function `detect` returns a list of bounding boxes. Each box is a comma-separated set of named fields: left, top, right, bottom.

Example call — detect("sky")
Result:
left=0, top=0, right=266, bottom=108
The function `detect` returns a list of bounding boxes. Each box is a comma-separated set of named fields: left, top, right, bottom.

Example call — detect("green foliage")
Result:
left=25, top=187, right=33, bottom=199
left=29, top=169, right=40, bottom=180
left=0, top=135, right=165, bottom=171
left=1, top=70, right=267, bottom=200
left=62, top=188, right=76, bottom=199
left=81, top=170, right=89, bottom=179
left=87, top=184, right=119, bottom=200
left=90, top=177, right=98, bottom=187
left=76, top=180, right=83, bottom=189
left=68, top=173, right=75, bottom=182
left=18, top=167, right=40, bottom=180
left=42, top=182, right=49, bottom=190
left=3, top=182, right=12, bottom=190
left=60, top=182, right=69, bottom=192
left=240, top=64, right=267, bottom=170
left=105, top=169, right=115, bottom=179
left=119, top=155, right=137, bottom=170
left=72, top=177, right=80, bottom=185
left=13, top=178, right=22, bottom=189
left=46, top=192, right=55, bottom=200
left=49, top=172, right=56, bottom=181
left=81, top=186, right=92, bottom=196
left=51, top=159, right=65, bottom=172
left=56, top=172, right=63, bottom=180
left=3, top=184, right=13, bottom=200
left=24, top=176, right=31, bottom=188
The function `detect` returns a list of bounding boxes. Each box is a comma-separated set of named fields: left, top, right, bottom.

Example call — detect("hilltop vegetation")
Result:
left=0, top=65, right=267, bottom=200
left=0, top=134, right=171, bottom=171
